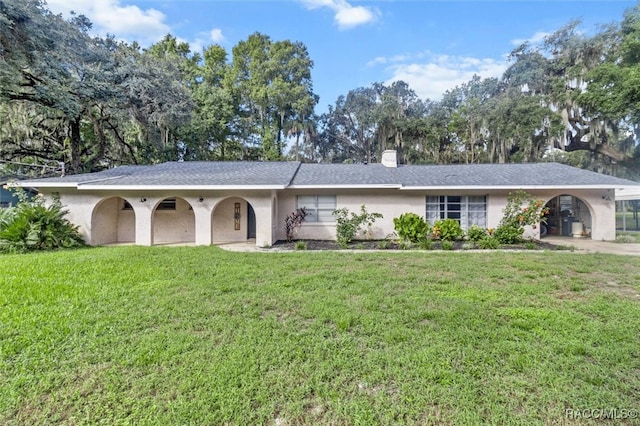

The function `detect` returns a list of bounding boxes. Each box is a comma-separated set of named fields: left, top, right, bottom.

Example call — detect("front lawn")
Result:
left=1, top=247, right=639, bottom=425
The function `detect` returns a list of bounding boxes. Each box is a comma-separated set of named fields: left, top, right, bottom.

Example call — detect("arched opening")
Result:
left=91, top=197, right=135, bottom=245
left=211, top=197, right=256, bottom=243
left=542, top=194, right=593, bottom=239
left=152, top=197, right=195, bottom=245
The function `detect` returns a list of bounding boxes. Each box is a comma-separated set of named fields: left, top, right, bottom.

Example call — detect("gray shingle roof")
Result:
left=17, top=161, right=640, bottom=189
left=22, top=161, right=301, bottom=187
left=291, top=163, right=399, bottom=186
left=395, top=162, right=639, bottom=187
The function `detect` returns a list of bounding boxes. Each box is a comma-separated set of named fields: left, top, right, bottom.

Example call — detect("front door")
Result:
left=247, top=203, right=256, bottom=239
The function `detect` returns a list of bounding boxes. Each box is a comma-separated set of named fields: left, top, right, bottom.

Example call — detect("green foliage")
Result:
left=377, top=239, right=391, bottom=249
left=493, top=224, right=525, bottom=245
left=398, top=240, right=413, bottom=250
left=466, top=225, right=488, bottom=242
left=461, top=241, right=476, bottom=250
left=0, top=189, right=85, bottom=253
left=332, top=205, right=382, bottom=249
left=393, top=212, right=430, bottom=243
left=496, top=190, right=548, bottom=244
left=294, top=240, right=307, bottom=250
left=418, top=238, right=434, bottom=250
left=432, top=218, right=464, bottom=241
left=441, top=240, right=454, bottom=250
left=478, top=237, right=500, bottom=250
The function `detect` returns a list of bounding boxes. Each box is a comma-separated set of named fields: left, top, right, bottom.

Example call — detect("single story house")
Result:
left=16, top=151, right=640, bottom=246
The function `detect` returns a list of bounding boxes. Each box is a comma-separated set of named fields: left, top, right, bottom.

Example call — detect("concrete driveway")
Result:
left=543, top=237, right=640, bottom=256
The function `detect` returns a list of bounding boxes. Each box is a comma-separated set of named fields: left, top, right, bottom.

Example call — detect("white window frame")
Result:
left=426, top=195, right=487, bottom=230
left=296, top=195, right=336, bottom=223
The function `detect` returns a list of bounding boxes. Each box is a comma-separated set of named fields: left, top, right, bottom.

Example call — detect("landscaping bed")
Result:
left=271, top=239, right=562, bottom=251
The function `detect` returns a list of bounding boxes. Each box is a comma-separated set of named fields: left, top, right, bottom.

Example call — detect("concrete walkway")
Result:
left=217, top=238, right=640, bottom=256
left=542, top=237, right=640, bottom=256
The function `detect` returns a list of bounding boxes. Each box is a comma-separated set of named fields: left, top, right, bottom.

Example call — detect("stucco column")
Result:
left=251, top=195, right=274, bottom=247
left=193, top=205, right=212, bottom=246
left=134, top=202, right=154, bottom=246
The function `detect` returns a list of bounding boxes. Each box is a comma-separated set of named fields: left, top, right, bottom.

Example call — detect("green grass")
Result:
left=1, top=247, right=640, bottom=425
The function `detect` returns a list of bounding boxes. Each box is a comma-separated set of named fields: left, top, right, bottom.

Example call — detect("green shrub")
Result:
left=398, top=240, right=413, bottom=250
left=478, top=237, right=499, bottom=250
left=441, top=240, right=454, bottom=250
left=377, top=239, right=391, bottom=249
left=496, top=190, right=548, bottom=244
left=393, top=213, right=430, bottom=243
left=0, top=190, right=85, bottom=253
left=333, top=205, right=382, bottom=249
left=433, top=219, right=464, bottom=241
left=295, top=240, right=307, bottom=250
left=466, top=224, right=488, bottom=242
left=493, top=224, right=524, bottom=244
left=461, top=241, right=476, bottom=250
left=418, top=238, right=433, bottom=250
left=524, top=240, right=537, bottom=250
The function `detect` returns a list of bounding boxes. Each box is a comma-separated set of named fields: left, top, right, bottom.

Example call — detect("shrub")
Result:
left=393, top=213, right=430, bottom=243
left=295, top=240, right=307, bottom=250
left=493, top=224, right=524, bottom=245
left=333, top=205, right=382, bottom=249
left=461, top=241, right=476, bottom=250
left=418, top=238, right=433, bottom=250
left=398, top=240, right=413, bottom=250
left=466, top=225, right=488, bottom=242
left=433, top=218, right=464, bottom=241
left=284, top=208, right=307, bottom=242
left=496, top=190, right=548, bottom=244
left=524, top=240, right=537, bottom=250
left=377, top=239, right=391, bottom=249
left=441, top=240, right=454, bottom=250
left=477, top=237, right=499, bottom=250
left=0, top=190, right=85, bottom=253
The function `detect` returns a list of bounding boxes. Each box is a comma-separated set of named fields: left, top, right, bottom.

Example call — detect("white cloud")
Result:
left=511, top=31, right=551, bottom=47
left=301, top=0, right=379, bottom=29
left=209, top=28, right=224, bottom=43
left=380, top=53, right=508, bottom=101
left=188, top=28, right=225, bottom=54
left=45, top=0, right=171, bottom=45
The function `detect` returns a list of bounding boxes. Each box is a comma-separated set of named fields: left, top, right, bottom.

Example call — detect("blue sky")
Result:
left=47, top=0, right=636, bottom=112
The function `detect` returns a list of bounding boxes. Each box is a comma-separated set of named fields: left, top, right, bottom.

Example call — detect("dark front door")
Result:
left=247, top=203, right=256, bottom=239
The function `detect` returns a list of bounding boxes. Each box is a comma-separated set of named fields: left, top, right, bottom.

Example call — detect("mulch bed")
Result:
left=271, top=239, right=561, bottom=251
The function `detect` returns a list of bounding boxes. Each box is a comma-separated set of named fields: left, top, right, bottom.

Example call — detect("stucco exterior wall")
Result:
left=152, top=197, right=195, bottom=244
left=212, top=197, right=249, bottom=243
left=39, top=186, right=619, bottom=246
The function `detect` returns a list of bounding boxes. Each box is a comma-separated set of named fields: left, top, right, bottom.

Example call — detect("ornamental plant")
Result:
left=495, top=190, right=549, bottom=244
left=284, top=207, right=307, bottom=242
left=393, top=212, right=430, bottom=243
left=432, top=218, right=464, bottom=241
left=333, top=205, right=383, bottom=249
left=0, top=188, right=85, bottom=253
left=466, top=224, right=488, bottom=242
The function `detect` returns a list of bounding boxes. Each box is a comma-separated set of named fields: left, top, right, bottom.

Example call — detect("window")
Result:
left=157, top=198, right=176, bottom=210
left=296, top=195, right=336, bottom=222
left=426, top=195, right=486, bottom=230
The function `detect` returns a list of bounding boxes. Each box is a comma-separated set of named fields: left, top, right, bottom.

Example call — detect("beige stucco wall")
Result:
left=152, top=197, right=195, bottom=244
left=39, top=186, right=618, bottom=246
left=212, top=197, right=249, bottom=243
